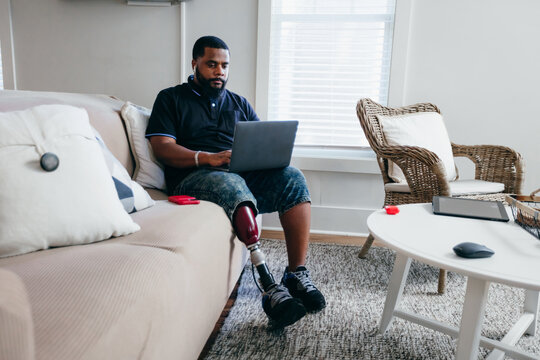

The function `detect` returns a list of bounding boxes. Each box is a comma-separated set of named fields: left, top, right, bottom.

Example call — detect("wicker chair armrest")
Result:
left=378, top=145, right=451, bottom=198
left=451, top=143, right=524, bottom=193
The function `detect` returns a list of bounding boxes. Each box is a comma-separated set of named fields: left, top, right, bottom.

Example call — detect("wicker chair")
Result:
left=357, top=98, right=524, bottom=294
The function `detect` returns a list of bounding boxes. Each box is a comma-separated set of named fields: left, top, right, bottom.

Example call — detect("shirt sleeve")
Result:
left=244, top=99, right=260, bottom=122
left=146, top=89, right=177, bottom=140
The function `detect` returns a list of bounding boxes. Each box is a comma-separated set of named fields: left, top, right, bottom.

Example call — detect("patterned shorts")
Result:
left=172, top=166, right=311, bottom=221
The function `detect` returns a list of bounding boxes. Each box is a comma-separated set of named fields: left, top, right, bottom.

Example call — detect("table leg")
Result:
left=524, top=290, right=539, bottom=336
left=379, top=253, right=411, bottom=334
left=456, top=277, right=490, bottom=360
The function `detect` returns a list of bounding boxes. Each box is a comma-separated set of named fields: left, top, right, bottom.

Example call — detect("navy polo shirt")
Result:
left=146, top=76, right=260, bottom=192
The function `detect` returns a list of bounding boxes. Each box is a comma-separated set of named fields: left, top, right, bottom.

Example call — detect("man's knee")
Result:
left=178, top=170, right=258, bottom=221
left=272, top=167, right=311, bottom=215
left=281, top=167, right=309, bottom=193
left=281, top=166, right=305, bottom=181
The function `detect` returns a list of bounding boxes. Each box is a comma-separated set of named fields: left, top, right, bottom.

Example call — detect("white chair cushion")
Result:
left=448, top=180, right=505, bottom=196
left=377, top=112, right=457, bottom=183
left=120, top=102, right=166, bottom=191
left=384, top=179, right=505, bottom=196
left=0, top=104, right=140, bottom=258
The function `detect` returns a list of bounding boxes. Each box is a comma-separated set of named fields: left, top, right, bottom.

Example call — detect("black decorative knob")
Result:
left=40, top=152, right=59, bottom=172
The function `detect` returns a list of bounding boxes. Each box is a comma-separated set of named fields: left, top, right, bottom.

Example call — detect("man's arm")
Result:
left=149, top=136, right=231, bottom=168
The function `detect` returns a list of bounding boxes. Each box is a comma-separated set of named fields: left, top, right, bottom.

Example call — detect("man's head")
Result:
left=192, top=36, right=230, bottom=97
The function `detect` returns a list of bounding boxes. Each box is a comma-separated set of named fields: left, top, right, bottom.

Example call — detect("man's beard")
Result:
left=195, top=68, right=227, bottom=98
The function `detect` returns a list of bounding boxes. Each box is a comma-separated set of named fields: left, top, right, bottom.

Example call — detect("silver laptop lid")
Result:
left=228, top=120, right=298, bottom=173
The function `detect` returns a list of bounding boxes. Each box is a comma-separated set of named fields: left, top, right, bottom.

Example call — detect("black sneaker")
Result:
left=282, top=266, right=326, bottom=313
left=262, top=284, right=306, bottom=328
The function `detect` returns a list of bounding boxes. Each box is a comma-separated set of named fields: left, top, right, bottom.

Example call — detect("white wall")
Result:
left=403, top=0, right=540, bottom=194
left=183, top=0, right=259, bottom=105
left=6, top=0, right=182, bottom=107
left=263, top=0, right=540, bottom=234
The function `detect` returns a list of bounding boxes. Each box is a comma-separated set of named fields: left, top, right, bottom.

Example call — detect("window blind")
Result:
left=268, top=0, right=396, bottom=147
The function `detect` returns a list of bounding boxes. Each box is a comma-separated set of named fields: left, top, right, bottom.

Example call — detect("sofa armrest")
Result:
left=0, top=268, right=35, bottom=360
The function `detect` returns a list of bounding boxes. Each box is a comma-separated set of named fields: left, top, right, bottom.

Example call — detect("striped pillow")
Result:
left=94, top=130, right=155, bottom=213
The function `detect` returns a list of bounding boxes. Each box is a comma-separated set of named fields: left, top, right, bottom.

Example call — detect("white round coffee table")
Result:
left=367, top=203, right=540, bottom=360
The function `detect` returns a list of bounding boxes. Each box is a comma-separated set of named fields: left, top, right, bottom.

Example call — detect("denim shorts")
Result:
left=172, top=166, right=311, bottom=221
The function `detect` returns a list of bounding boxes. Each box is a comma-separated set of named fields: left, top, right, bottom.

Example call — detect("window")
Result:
left=262, top=0, right=396, bottom=147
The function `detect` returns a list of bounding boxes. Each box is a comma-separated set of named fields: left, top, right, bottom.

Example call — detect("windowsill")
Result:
left=291, top=147, right=380, bottom=174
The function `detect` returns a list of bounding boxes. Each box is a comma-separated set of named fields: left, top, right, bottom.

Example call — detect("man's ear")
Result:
left=191, top=59, right=197, bottom=72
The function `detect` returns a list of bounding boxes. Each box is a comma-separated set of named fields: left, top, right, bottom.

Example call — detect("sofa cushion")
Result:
left=117, top=200, right=238, bottom=253
left=0, top=104, right=140, bottom=258
left=377, top=112, right=457, bottom=183
left=120, top=102, right=166, bottom=190
left=0, top=243, right=186, bottom=360
left=122, top=199, right=249, bottom=298
left=0, top=269, right=34, bottom=360
left=119, top=200, right=249, bottom=359
left=94, top=129, right=155, bottom=213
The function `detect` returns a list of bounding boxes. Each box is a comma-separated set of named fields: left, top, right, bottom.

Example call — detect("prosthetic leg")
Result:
left=233, top=204, right=307, bottom=327
left=233, top=205, right=276, bottom=291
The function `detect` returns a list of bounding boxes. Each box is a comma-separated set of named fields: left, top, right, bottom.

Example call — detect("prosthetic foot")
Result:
left=233, top=205, right=306, bottom=327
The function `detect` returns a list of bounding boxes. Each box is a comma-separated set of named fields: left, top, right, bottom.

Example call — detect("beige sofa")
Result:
left=0, top=90, right=249, bottom=360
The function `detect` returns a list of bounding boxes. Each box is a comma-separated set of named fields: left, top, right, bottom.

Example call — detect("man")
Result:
left=146, top=36, right=325, bottom=327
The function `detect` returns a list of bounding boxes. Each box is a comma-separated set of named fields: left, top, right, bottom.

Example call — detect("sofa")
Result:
left=0, top=90, right=251, bottom=360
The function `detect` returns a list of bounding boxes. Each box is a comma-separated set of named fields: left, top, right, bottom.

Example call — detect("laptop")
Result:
left=213, top=120, right=298, bottom=173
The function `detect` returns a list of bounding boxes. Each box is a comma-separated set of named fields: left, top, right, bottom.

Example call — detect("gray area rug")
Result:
left=203, top=239, right=540, bottom=359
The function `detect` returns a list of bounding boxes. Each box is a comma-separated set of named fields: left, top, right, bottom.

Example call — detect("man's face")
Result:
left=192, top=47, right=229, bottom=97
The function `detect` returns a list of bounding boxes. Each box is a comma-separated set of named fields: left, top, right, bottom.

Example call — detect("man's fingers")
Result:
left=220, top=151, right=231, bottom=164
left=207, top=151, right=231, bottom=166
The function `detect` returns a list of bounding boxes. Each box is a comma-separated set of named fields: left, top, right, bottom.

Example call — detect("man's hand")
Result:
left=201, top=150, right=231, bottom=167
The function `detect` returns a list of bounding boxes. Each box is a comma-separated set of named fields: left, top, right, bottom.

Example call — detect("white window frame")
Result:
left=255, top=0, right=412, bottom=171
left=0, top=43, right=4, bottom=90
left=0, top=0, right=17, bottom=90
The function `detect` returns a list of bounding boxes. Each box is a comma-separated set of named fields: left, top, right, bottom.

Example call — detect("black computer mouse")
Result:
left=453, top=242, right=494, bottom=259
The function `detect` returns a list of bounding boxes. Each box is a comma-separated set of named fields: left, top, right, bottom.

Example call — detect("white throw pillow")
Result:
left=377, top=112, right=457, bottom=183
left=0, top=104, right=140, bottom=258
left=120, top=102, right=166, bottom=190
left=94, top=129, right=155, bottom=213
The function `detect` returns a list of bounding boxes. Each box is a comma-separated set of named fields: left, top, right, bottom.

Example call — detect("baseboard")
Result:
left=261, top=205, right=377, bottom=235
left=261, top=229, right=384, bottom=247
